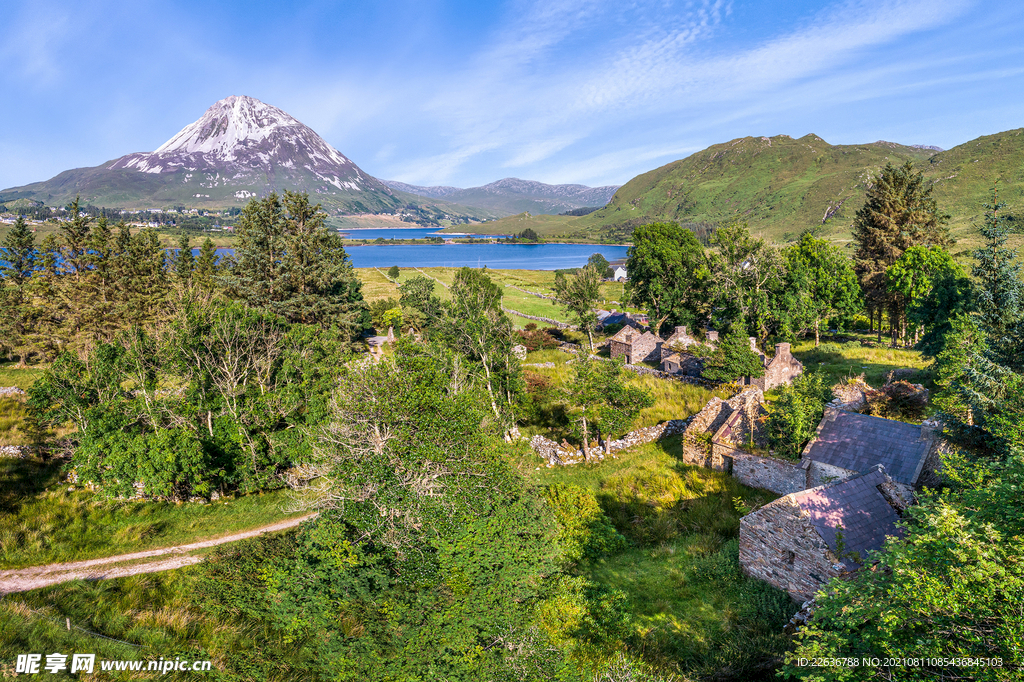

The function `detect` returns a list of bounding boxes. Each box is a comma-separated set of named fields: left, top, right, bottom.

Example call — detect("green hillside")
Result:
left=921, top=128, right=1024, bottom=234
left=462, top=130, right=1024, bottom=247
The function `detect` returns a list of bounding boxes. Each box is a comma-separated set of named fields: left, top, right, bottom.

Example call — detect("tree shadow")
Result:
left=0, top=457, right=63, bottom=515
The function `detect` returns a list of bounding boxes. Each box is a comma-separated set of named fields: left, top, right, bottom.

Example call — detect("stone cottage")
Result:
left=739, top=466, right=906, bottom=601
left=608, top=326, right=662, bottom=365
left=681, top=388, right=767, bottom=471
left=739, top=340, right=804, bottom=390
left=802, top=408, right=943, bottom=500
left=659, top=326, right=712, bottom=377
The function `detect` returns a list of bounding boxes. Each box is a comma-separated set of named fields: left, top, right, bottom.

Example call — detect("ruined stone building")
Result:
left=739, top=340, right=804, bottom=390
left=739, top=466, right=906, bottom=601
left=608, top=326, right=662, bottom=365
left=659, top=326, right=712, bottom=377
left=802, top=408, right=944, bottom=500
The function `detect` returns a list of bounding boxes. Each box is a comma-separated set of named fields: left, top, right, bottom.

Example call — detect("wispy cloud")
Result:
left=379, top=0, right=977, bottom=185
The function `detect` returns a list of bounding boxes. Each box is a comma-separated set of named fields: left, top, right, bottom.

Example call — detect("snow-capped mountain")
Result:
left=1, top=96, right=403, bottom=214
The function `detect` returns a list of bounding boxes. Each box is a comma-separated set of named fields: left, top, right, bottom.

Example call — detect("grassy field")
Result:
left=0, top=556, right=316, bottom=681
left=0, top=362, right=45, bottom=390
left=519, top=435, right=791, bottom=679
left=355, top=267, right=639, bottom=331
left=0, top=454, right=308, bottom=569
left=788, top=334, right=932, bottom=389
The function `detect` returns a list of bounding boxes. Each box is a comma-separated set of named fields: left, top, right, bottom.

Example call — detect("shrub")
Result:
left=545, top=484, right=626, bottom=564
left=702, top=328, right=765, bottom=385
left=765, top=370, right=832, bottom=458
left=517, top=326, right=560, bottom=352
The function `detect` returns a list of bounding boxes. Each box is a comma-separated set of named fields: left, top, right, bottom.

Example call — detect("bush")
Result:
left=517, top=326, right=560, bottom=352
left=545, top=484, right=626, bottom=564
left=702, top=328, right=765, bottom=385
left=765, top=370, right=832, bottom=458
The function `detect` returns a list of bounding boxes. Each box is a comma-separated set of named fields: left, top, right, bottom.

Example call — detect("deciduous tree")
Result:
left=626, top=222, right=713, bottom=335
left=553, top=263, right=601, bottom=351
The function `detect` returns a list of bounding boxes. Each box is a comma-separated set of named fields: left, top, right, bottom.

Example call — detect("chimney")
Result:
left=775, top=342, right=791, bottom=357
left=675, top=326, right=686, bottom=336
left=706, top=330, right=719, bottom=343
left=748, top=337, right=759, bottom=353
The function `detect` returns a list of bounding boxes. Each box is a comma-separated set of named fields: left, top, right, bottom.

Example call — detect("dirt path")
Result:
left=0, top=513, right=317, bottom=595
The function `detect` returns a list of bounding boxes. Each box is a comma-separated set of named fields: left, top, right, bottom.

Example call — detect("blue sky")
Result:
left=1, top=0, right=1022, bottom=191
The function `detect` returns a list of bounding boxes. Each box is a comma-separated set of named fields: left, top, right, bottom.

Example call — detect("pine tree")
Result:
left=0, top=216, right=38, bottom=364
left=225, top=191, right=368, bottom=336
left=82, top=217, right=119, bottom=343
left=194, top=237, right=219, bottom=294
left=972, top=187, right=1023, bottom=362
left=175, top=233, right=195, bottom=286
left=852, top=162, right=951, bottom=345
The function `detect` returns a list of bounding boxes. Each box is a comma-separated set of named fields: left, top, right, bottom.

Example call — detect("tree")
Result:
left=587, top=253, right=614, bottom=279
left=626, top=223, right=713, bottom=335
left=909, top=264, right=975, bottom=358
left=224, top=191, right=369, bottom=337
left=787, top=233, right=861, bottom=346
left=387, top=264, right=400, bottom=279
left=174, top=233, right=195, bottom=285
left=972, top=187, right=1023, bottom=362
left=765, top=371, right=831, bottom=458
left=0, top=216, right=37, bottom=365
left=562, top=356, right=652, bottom=461
left=852, top=162, right=951, bottom=345
left=709, top=221, right=788, bottom=340
left=194, top=237, right=219, bottom=294
left=702, top=327, right=765, bottom=385
left=402, top=269, right=521, bottom=430
left=553, top=264, right=601, bottom=351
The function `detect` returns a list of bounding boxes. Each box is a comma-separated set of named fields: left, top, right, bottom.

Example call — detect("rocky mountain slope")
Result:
left=383, top=177, right=620, bottom=216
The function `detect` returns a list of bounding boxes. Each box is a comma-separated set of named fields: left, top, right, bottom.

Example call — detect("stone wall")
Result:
left=502, top=306, right=571, bottom=329
left=681, top=388, right=765, bottom=468
left=731, top=452, right=807, bottom=495
left=529, top=419, right=688, bottom=466
left=505, top=284, right=554, bottom=300
left=739, top=496, right=845, bottom=602
left=0, top=386, right=26, bottom=398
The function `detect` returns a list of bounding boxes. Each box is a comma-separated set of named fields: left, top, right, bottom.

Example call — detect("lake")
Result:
left=344, top=243, right=629, bottom=269
left=211, top=243, right=628, bottom=270
left=338, top=227, right=505, bottom=240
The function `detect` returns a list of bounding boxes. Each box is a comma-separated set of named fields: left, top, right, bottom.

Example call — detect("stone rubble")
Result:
left=0, top=386, right=27, bottom=398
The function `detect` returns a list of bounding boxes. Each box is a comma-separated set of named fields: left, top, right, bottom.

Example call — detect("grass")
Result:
left=0, top=361, right=45, bottom=390
left=0, top=559, right=316, bottom=681
left=0, top=397, right=32, bottom=446
left=520, top=435, right=791, bottom=680
left=354, top=267, right=638, bottom=329
left=789, top=333, right=932, bottom=389
left=0, top=456, right=308, bottom=569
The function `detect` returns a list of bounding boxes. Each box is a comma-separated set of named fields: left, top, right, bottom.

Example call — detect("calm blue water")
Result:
left=208, top=243, right=628, bottom=270
left=5, top=243, right=627, bottom=273
left=339, top=228, right=507, bottom=240
left=344, top=243, right=629, bottom=269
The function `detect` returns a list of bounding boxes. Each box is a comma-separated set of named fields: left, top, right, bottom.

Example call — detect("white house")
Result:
left=613, top=266, right=628, bottom=281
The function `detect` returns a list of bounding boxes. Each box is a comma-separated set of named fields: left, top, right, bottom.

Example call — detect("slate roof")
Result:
left=792, top=467, right=903, bottom=569
left=803, top=411, right=931, bottom=485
